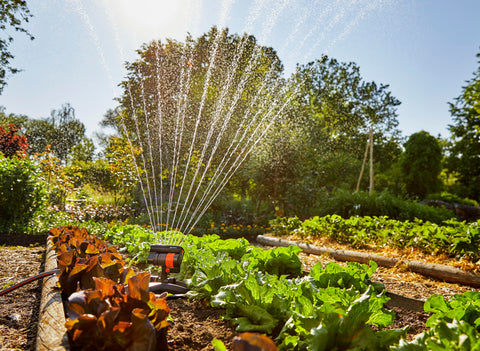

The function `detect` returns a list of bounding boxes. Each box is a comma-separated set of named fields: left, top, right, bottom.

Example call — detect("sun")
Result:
left=104, top=0, right=194, bottom=41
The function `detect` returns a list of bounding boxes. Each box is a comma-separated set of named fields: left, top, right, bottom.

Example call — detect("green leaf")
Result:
left=211, top=338, right=227, bottom=351
left=234, top=304, right=278, bottom=333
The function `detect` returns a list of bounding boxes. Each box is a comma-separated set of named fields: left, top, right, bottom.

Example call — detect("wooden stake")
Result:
left=369, top=127, right=374, bottom=194
left=356, top=133, right=370, bottom=192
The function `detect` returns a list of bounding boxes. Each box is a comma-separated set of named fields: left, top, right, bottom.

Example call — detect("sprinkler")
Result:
left=147, top=244, right=189, bottom=295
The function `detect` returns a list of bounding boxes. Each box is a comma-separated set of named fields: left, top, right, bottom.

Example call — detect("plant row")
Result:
left=49, top=226, right=170, bottom=350
left=105, top=224, right=480, bottom=349
left=104, top=225, right=405, bottom=350
left=269, top=215, right=480, bottom=261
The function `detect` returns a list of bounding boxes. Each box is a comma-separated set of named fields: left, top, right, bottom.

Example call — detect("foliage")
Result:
left=190, top=221, right=267, bottom=239
left=28, top=208, right=109, bottom=236
left=248, top=55, right=404, bottom=218
left=427, top=192, right=479, bottom=207
left=400, top=131, right=442, bottom=198
left=447, top=47, right=480, bottom=201
left=393, top=292, right=480, bottom=350
left=316, top=189, right=454, bottom=224
left=109, top=26, right=286, bottom=226
left=104, top=136, right=141, bottom=205
left=33, top=144, right=74, bottom=208
left=0, top=123, right=28, bottom=157
left=294, top=56, right=401, bottom=149
left=103, top=224, right=156, bottom=263
left=67, top=136, right=95, bottom=163
left=0, top=153, right=46, bottom=232
left=24, top=103, right=90, bottom=164
left=0, top=0, right=34, bottom=94
left=102, top=224, right=405, bottom=349
left=270, top=215, right=480, bottom=261
left=49, top=226, right=170, bottom=350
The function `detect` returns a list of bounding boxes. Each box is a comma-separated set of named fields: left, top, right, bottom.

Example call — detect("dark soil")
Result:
left=0, top=233, right=473, bottom=350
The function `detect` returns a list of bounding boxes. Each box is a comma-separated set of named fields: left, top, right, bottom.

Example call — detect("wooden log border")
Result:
left=36, top=238, right=69, bottom=351
left=256, top=235, right=480, bottom=288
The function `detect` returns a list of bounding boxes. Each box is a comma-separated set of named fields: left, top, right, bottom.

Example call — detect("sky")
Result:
left=1, top=0, right=480, bottom=142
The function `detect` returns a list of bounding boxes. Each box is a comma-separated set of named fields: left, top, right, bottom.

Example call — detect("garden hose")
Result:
left=0, top=269, right=59, bottom=296
left=0, top=269, right=188, bottom=300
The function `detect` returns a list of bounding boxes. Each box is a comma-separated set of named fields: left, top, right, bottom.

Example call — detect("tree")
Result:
left=0, top=123, right=27, bottom=157
left=294, top=57, right=401, bottom=157
left=400, top=131, right=442, bottom=198
left=33, top=144, right=74, bottom=209
left=67, top=136, right=95, bottom=163
left=0, top=0, right=34, bottom=94
left=48, top=103, right=86, bottom=163
left=108, top=26, right=285, bottom=228
left=23, top=103, right=89, bottom=164
left=104, top=136, right=141, bottom=206
left=290, top=56, right=402, bottom=191
left=447, top=47, right=480, bottom=200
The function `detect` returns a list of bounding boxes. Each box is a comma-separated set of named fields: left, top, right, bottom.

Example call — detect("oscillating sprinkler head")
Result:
left=147, top=245, right=184, bottom=279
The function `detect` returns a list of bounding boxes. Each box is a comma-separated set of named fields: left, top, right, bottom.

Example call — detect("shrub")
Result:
left=0, top=124, right=28, bottom=158
left=317, top=188, right=454, bottom=224
left=0, top=154, right=46, bottom=232
left=427, top=192, right=479, bottom=207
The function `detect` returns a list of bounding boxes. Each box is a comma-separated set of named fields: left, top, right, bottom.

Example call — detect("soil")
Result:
left=0, top=234, right=477, bottom=350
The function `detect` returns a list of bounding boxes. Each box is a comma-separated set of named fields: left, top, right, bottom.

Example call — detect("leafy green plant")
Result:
left=278, top=288, right=405, bottom=351
left=98, top=223, right=410, bottom=349
left=424, top=292, right=480, bottom=331
left=0, top=154, right=46, bottom=233
left=393, top=292, right=480, bottom=350
left=271, top=215, right=480, bottom=261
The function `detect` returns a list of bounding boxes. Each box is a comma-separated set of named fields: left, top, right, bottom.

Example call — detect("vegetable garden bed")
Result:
left=2, top=223, right=480, bottom=350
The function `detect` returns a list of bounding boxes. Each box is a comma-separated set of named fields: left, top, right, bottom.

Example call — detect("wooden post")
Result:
left=356, top=134, right=370, bottom=192
left=368, top=127, right=374, bottom=194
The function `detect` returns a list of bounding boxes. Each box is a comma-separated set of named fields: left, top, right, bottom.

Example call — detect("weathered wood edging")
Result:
left=36, top=238, right=69, bottom=351
left=256, top=235, right=480, bottom=288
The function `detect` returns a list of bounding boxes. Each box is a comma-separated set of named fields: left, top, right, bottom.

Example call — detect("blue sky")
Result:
left=1, top=0, right=479, bottom=141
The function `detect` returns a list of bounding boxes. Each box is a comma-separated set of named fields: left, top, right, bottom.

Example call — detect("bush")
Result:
left=0, top=154, right=46, bottom=232
left=317, top=188, right=454, bottom=224
left=427, top=192, right=479, bottom=207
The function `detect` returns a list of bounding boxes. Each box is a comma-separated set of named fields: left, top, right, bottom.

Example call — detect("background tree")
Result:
left=446, top=47, right=480, bottom=201
left=23, top=103, right=91, bottom=164
left=287, top=56, right=402, bottom=192
left=109, top=26, right=285, bottom=221
left=0, top=0, right=34, bottom=93
left=400, top=131, right=442, bottom=198
left=33, top=144, right=74, bottom=209
left=104, top=136, right=142, bottom=206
